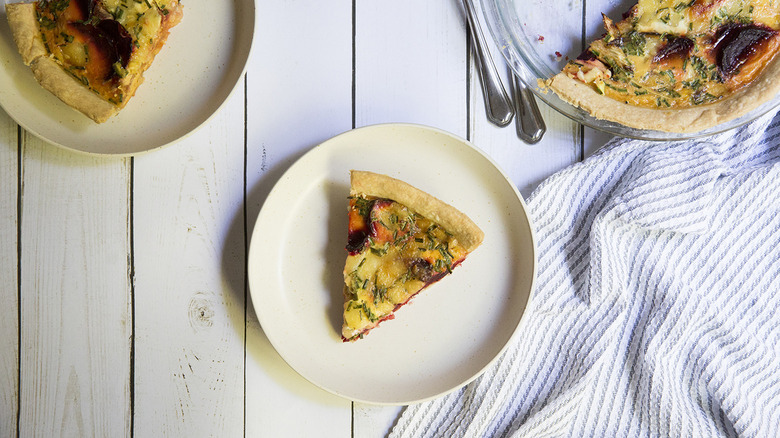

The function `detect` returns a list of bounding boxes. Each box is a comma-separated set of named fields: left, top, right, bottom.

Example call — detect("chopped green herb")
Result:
left=658, top=87, right=681, bottom=98
left=690, top=56, right=709, bottom=79
left=621, top=31, right=646, bottom=56
left=38, top=14, right=57, bottom=29
left=682, top=78, right=701, bottom=90
left=48, top=0, right=70, bottom=13
left=369, top=244, right=389, bottom=256
left=605, top=60, right=633, bottom=81
left=112, top=62, right=128, bottom=78
left=351, top=196, right=373, bottom=217
left=673, top=0, right=694, bottom=12
left=691, top=90, right=719, bottom=105
left=604, top=82, right=628, bottom=93
left=362, top=303, right=378, bottom=322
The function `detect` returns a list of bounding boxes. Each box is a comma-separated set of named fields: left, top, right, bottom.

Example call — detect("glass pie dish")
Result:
left=480, top=0, right=780, bottom=140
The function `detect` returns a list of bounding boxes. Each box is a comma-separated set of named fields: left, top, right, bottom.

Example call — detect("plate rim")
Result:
left=0, top=0, right=257, bottom=156
left=247, top=122, right=538, bottom=405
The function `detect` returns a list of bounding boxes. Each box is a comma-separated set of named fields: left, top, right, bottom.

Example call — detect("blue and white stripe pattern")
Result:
left=391, top=109, right=780, bottom=438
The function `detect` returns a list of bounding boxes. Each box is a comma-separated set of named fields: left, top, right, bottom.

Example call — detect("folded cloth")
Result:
left=390, top=109, right=780, bottom=438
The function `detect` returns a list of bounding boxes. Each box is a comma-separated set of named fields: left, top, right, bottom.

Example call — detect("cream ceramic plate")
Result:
left=0, top=0, right=254, bottom=155
left=248, top=124, right=536, bottom=405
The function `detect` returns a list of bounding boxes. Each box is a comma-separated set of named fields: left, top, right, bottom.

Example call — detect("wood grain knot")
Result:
left=188, top=293, right=215, bottom=330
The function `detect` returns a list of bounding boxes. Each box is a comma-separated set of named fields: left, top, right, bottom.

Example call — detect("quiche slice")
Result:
left=548, top=0, right=780, bottom=133
left=341, top=171, right=484, bottom=342
left=6, top=0, right=183, bottom=123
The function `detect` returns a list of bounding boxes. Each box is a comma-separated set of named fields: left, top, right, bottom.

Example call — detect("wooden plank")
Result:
left=131, top=89, right=246, bottom=436
left=351, top=1, right=469, bottom=435
left=584, top=127, right=614, bottom=157
left=471, top=87, right=583, bottom=198
left=244, top=0, right=354, bottom=435
left=468, top=3, right=583, bottom=197
left=354, top=404, right=405, bottom=437
left=18, top=136, right=131, bottom=437
left=351, top=2, right=584, bottom=435
left=354, top=0, right=468, bottom=134
left=0, top=108, right=19, bottom=438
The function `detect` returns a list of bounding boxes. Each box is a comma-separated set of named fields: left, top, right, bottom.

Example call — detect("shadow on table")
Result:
left=219, top=142, right=350, bottom=406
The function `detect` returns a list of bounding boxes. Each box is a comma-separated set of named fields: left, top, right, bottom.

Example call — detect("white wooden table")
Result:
left=0, top=1, right=613, bottom=436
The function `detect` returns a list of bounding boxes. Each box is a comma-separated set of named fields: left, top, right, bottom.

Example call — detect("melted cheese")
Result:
left=629, top=42, right=661, bottom=76
left=36, top=0, right=181, bottom=106
left=60, top=40, right=88, bottom=67
left=342, top=198, right=469, bottom=340
left=636, top=0, right=693, bottom=34
left=100, top=0, right=170, bottom=74
left=564, top=0, right=780, bottom=109
left=637, top=0, right=780, bottom=35
left=751, top=1, right=780, bottom=29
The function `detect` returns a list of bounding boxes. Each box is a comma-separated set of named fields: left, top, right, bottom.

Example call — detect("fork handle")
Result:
left=512, top=74, right=546, bottom=144
left=462, top=0, right=514, bottom=127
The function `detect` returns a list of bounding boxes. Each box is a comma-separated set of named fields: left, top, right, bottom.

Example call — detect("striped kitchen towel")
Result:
left=390, top=108, right=780, bottom=438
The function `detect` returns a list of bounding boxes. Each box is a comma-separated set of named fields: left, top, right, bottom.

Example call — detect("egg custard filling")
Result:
left=341, top=171, right=484, bottom=342
left=6, top=0, right=183, bottom=122
left=547, top=0, right=780, bottom=133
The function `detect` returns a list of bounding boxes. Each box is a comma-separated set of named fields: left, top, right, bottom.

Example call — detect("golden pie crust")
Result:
left=6, top=0, right=182, bottom=123
left=7, top=4, right=117, bottom=122
left=546, top=0, right=780, bottom=133
left=341, top=170, right=484, bottom=341
left=350, top=170, right=484, bottom=251
left=548, top=50, right=780, bottom=133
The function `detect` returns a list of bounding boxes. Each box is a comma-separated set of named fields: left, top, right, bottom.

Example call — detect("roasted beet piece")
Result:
left=714, top=23, right=776, bottom=77
left=653, top=36, right=694, bottom=63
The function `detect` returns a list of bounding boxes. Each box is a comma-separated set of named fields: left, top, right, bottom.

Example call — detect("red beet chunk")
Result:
left=653, top=36, right=694, bottom=63
left=714, top=23, right=777, bottom=77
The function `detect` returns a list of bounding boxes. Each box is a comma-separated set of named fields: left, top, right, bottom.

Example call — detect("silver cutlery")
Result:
left=462, top=0, right=514, bottom=127
left=511, top=73, right=546, bottom=144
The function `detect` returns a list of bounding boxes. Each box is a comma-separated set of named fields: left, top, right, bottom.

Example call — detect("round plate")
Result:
left=248, top=124, right=537, bottom=405
left=480, top=0, right=780, bottom=140
left=0, top=0, right=254, bottom=155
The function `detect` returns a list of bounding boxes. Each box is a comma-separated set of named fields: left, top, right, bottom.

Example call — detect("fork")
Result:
left=461, top=0, right=514, bottom=127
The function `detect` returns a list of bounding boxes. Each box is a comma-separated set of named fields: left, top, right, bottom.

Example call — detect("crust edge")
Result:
left=6, top=2, right=119, bottom=123
left=30, top=57, right=119, bottom=123
left=6, top=3, right=47, bottom=65
left=547, top=52, right=780, bottom=134
left=349, top=170, right=485, bottom=252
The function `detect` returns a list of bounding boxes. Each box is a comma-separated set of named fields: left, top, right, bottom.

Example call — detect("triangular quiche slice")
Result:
left=341, top=171, right=484, bottom=342
left=6, top=0, right=182, bottom=123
